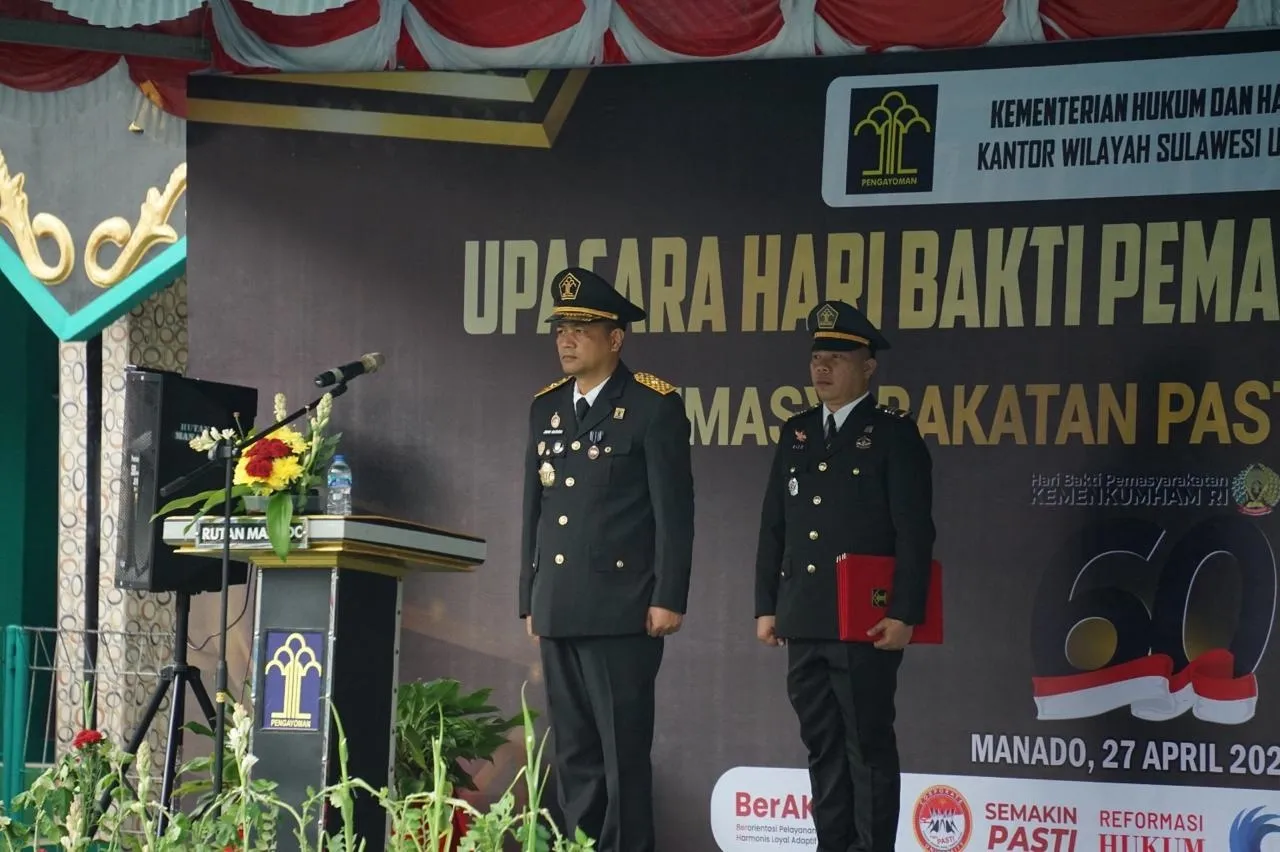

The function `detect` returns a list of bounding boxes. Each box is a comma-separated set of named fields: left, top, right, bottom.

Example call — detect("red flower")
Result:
left=246, top=438, right=292, bottom=461
left=245, top=456, right=274, bottom=478
left=72, top=729, right=104, bottom=749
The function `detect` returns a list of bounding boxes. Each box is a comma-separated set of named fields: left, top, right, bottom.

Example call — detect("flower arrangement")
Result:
left=153, top=391, right=342, bottom=560
left=0, top=682, right=596, bottom=852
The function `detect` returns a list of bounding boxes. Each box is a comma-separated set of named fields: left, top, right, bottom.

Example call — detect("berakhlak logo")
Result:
left=913, top=785, right=972, bottom=852
left=845, top=86, right=938, bottom=196
left=1228, top=807, right=1280, bottom=851
left=1233, top=463, right=1280, bottom=516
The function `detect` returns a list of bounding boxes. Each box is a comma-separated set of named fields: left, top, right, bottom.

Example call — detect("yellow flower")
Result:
left=276, top=426, right=309, bottom=456
left=233, top=455, right=256, bottom=487
left=233, top=454, right=306, bottom=493
left=265, top=456, right=305, bottom=491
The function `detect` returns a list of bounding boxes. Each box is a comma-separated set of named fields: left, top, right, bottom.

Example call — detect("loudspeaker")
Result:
left=115, top=367, right=258, bottom=594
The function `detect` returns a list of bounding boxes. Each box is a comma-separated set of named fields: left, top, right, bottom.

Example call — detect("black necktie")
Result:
left=576, top=397, right=590, bottom=424
left=825, top=412, right=837, bottom=449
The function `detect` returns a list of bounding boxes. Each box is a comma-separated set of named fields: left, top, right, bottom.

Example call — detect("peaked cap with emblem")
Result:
left=807, top=300, right=890, bottom=354
left=546, top=267, right=646, bottom=325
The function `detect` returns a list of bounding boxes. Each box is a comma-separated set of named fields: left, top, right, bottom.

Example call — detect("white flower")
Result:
left=188, top=427, right=235, bottom=453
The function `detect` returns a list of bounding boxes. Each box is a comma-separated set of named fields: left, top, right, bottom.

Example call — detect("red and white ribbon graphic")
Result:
left=1032, top=649, right=1257, bottom=726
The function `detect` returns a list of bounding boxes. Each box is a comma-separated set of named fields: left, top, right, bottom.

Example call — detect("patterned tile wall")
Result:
left=54, top=278, right=187, bottom=755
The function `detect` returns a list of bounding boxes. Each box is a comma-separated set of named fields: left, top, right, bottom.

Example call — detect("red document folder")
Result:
left=835, top=554, right=943, bottom=644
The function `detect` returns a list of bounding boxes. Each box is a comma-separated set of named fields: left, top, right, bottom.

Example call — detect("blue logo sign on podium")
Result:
left=262, top=630, right=326, bottom=732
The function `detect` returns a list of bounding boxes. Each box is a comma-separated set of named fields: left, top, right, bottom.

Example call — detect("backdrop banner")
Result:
left=187, top=30, right=1280, bottom=852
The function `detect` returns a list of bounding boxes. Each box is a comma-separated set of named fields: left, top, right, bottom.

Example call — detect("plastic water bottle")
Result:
left=326, top=455, right=353, bottom=515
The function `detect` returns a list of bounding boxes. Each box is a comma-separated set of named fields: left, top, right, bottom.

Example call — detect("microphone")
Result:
left=314, top=352, right=385, bottom=387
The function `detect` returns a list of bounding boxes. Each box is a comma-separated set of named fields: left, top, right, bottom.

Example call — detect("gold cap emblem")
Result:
left=816, top=303, right=839, bottom=330
left=559, top=272, right=581, bottom=301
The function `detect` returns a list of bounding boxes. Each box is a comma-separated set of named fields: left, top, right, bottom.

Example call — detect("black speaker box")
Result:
left=115, top=367, right=258, bottom=594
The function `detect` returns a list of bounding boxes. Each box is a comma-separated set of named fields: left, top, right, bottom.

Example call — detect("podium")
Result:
left=162, top=514, right=486, bottom=851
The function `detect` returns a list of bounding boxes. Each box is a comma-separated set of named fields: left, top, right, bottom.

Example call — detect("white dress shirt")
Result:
left=824, top=391, right=871, bottom=433
left=574, top=375, right=611, bottom=409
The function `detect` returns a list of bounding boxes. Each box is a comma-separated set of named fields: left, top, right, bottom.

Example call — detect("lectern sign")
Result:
left=192, top=517, right=311, bottom=551
left=262, top=631, right=326, bottom=732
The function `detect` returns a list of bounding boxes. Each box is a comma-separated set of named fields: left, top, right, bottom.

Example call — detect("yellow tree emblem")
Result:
left=266, top=633, right=324, bottom=727
left=854, top=91, right=932, bottom=177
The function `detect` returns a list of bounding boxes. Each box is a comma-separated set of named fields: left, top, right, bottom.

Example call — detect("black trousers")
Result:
left=786, top=640, right=904, bottom=852
left=540, top=634, right=665, bottom=852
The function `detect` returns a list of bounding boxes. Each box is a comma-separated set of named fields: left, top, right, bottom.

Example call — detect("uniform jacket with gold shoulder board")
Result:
left=754, top=398, right=935, bottom=640
left=519, top=363, right=695, bottom=638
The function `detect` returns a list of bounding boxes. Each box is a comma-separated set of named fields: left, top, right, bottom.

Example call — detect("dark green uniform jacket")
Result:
left=755, top=398, right=935, bottom=639
left=520, top=363, right=695, bottom=638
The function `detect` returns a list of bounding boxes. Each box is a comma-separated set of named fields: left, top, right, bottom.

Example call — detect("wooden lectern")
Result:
left=162, top=514, right=485, bottom=851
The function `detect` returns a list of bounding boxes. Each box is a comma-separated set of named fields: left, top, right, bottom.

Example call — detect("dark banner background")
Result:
left=187, top=32, right=1280, bottom=850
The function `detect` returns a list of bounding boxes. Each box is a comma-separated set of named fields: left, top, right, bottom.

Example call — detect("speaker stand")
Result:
left=107, top=591, right=218, bottom=835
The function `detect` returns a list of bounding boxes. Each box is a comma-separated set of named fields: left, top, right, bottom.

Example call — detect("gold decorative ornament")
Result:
left=85, top=161, right=187, bottom=289
left=535, top=376, right=571, bottom=398
left=0, top=151, right=75, bottom=285
left=558, top=272, right=581, bottom=300
left=634, top=372, right=676, bottom=395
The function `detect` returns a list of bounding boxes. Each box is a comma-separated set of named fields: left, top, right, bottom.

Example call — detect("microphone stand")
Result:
left=158, top=381, right=350, bottom=802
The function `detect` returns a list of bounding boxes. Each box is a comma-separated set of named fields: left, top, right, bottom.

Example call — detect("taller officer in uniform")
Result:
left=518, top=267, right=695, bottom=852
left=754, top=300, right=935, bottom=852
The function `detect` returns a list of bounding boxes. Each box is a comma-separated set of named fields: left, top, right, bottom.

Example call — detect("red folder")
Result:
left=835, top=553, right=943, bottom=644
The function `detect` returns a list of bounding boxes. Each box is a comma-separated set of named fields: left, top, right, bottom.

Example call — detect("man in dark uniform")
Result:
left=518, top=267, right=695, bottom=852
left=754, top=300, right=935, bottom=852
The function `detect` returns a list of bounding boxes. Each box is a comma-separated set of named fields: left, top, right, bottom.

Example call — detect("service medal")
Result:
left=539, top=461, right=556, bottom=487
left=588, top=445, right=600, bottom=460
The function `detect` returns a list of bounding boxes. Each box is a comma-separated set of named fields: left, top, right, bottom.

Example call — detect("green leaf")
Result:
left=182, top=721, right=214, bottom=738
left=152, top=489, right=221, bottom=519
left=199, top=484, right=251, bottom=515
left=266, top=491, right=295, bottom=561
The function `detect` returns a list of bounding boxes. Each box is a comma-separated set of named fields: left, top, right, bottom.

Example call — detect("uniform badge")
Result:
left=539, top=461, right=556, bottom=487
left=553, top=441, right=564, bottom=454
left=613, top=408, right=626, bottom=419
left=588, top=445, right=600, bottom=460
left=551, top=412, right=561, bottom=429
left=537, top=441, right=546, bottom=456
left=856, top=435, right=872, bottom=449
left=795, top=430, right=807, bottom=443
left=788, top=477, right=799, bottom=496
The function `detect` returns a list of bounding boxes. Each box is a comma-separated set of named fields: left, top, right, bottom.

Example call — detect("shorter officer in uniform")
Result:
left=518, top=267, right=695, bottom=852
left=754, top=300, right=935, bottom=852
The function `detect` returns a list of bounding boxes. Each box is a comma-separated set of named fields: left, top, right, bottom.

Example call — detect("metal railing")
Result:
left=1, top=624, right=174, bottom=809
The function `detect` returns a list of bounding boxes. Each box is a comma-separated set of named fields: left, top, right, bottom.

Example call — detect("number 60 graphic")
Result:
left=1030, top=514, right=1278, bottom=725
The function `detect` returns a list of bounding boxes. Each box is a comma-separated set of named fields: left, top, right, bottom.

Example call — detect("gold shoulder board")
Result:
left=634, top=372, right=677, bottom=395
left=534, top=376, right=571, bottom=398
left=876, top=403, right=911, bottom=419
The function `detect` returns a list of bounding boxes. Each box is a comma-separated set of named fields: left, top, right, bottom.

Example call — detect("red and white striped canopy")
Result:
left=0, top=0, right=1276, bottom=125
